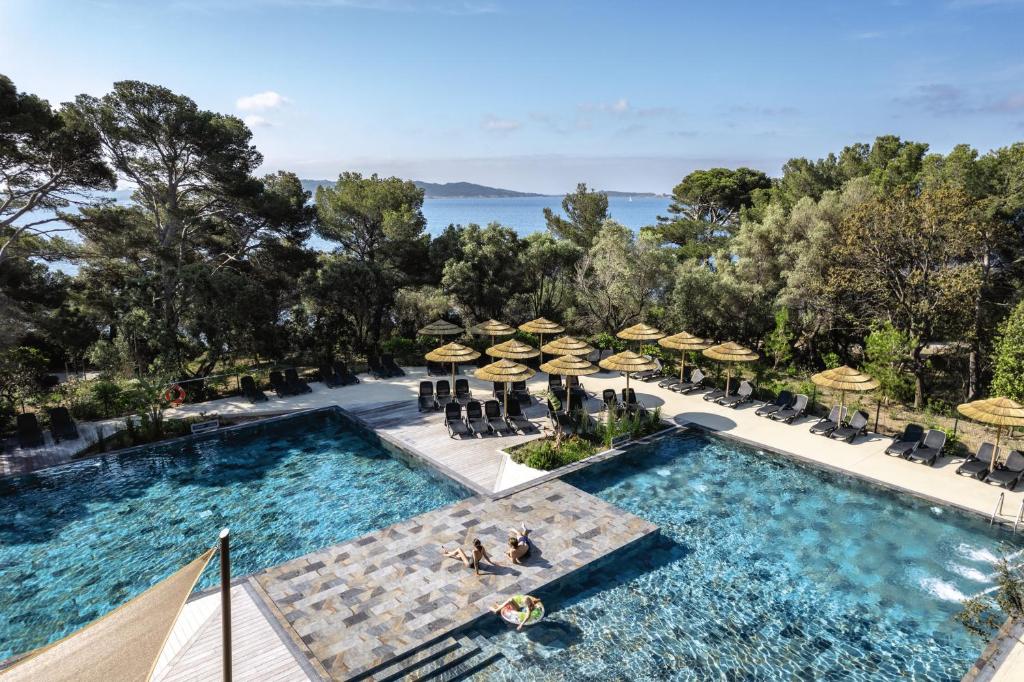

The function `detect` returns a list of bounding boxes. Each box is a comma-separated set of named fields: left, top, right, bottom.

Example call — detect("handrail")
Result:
left=991, top=492, right=1005, bottom=526
left=1015, top=499, right=1024, bottom=534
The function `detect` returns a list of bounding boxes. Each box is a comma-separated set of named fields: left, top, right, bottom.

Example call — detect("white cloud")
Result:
left=481, top=115, right=521, bottom=132
left=236, top=91, right=289, bottom=111
left=244, top=114, right=274, bottom=128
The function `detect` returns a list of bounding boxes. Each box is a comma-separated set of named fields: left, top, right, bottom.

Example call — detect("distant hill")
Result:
left=301, top=179, right=662, bottom=199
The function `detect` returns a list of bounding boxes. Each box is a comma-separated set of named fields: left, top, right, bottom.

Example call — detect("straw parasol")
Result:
left=486, top=339, right=540, bottom=360
left=519, top=317, right=566, bottom=363
left=659, top=331, right=711, bottom=383
left=599, top=350, right=658, bottom=393
left=957, top=397, right=1024, bottom=472
left=418, top=319, right=464, bottom=338
left=424, top=342, right=481, bottom=397
left=616, top=323, right=666, bottom=343
left=539, top=354, right=597, bottom=413
left=475, top=359, right=535, bottom=418
left=810, top=366, right=880, bottom=428
left=471, top=319, right=515, bottom=346
left=702, top=342, right=759, bottom=396
left=541, top=336, right=596, bottom=358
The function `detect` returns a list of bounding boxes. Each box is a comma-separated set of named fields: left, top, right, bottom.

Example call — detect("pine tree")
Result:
left=990, top=300, right=1024, bottom=401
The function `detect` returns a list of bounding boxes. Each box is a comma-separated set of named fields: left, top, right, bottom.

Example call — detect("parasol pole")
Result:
left=504, top=381, right=509, bottom=417
left=451, top=362, right=456, bottom=401
left=680, top=351, right=686, bottom=383
left=993, top=425, right=1003, bottom=473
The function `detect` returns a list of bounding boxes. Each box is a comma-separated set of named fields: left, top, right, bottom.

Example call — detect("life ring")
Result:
left=164, top=384, right=187, bottom=407
left=499, top=595, right=544, bottom=627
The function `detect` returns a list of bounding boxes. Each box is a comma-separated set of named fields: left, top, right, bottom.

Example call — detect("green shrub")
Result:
left=510, top=436, right=597, bottom=470
left=381, top=337, right=418, bottom=364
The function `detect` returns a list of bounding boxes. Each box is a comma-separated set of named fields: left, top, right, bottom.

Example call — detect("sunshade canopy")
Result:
left=957, top=397, right=1024, bottom=427
left=519, top=317, right=565, bottom=335
left=702, top=341, right=759, bottom=363
left=539, top=354, right=598, bottom=376
left=424, top=342, right=481, bottom=364
left=486, top=339, right=540, bottom=360
left=616, top=323, right=666, bottom=342
left=658, top=331, right=711, bottom=351
left=474, top=359, right=536, bottom=384
left=810, top=366, right=880, bottom=393
left=599, top=350, right=658, bottom=373
left=418, top=319, right=463, bottom=337
left=540, top=336, right=596, bottom=357
left=471, top=319, right=514, bottom=338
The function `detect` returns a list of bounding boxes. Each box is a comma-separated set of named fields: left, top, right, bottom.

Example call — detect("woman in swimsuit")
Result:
left=491, top=595, right=542, bottom=631
left=441, top=538, right=497, bottom=576
left=506, top=537, right=529, bottom=564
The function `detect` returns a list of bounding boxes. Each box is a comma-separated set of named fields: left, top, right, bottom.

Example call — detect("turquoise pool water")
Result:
left=0, top=409, right=467, bottom=660
left=472, top=433, right=1020, bottom=681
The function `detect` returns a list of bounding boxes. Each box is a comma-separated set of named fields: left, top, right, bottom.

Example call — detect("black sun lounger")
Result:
left=269, top=370, right=294, bottom=397
left=632, top=358, right=662, bottom=382
left=47, top=407, right=79, bottom=442
left=755, top=390, right=793, bottom=418
left=703, top=383, right=729, bottom=402
left=956, top=442, right=994, bottom=479
left=985, top=450, right=1024, bottom=491
left=285, top=368, right=312, bottom=394
left=444, top=402, right=470, bottom=438
left=809, top=406, right=846, bottom=435
left=829, top=410, right=869, bottom=443
left=673, top=368, right=705, bottom=394
left=769, top=394, right=808, bottom=423
left=511, top=380, right=530, bottom=405
left=907, top=429, right=947, bottom=467
left=418, top=381, right=438, bottom=412
left=320, top=364, right=343, bottom=388
left=547, top=399, right=576, bottom=435
left=601, top=388, right=622, bottom=415
left=333, top=361, right=360, bottom=385
left=504, top=399, right=534, bottom=433
left=426, top=360, right=447, bottom=377
left=885, top=423, right=924, bottom=457
left=435, top=379, right=452, bottom=403
left=367, top=353, right=388, bottom=379
left=622, top=388, right=647, bottom=415
left=484, top=400, right=507, bottom=434
left=465, top=400, right=487, bottom=435
left=455, top=379, right=472, bottom=404
left=719, top=381, right=754, bottom=408
left=382, top=354, right=405, bottom=377
left=240, top=375, right=269, bottom=402
left=17, top=413, right=44, bottom=448
left=658, top=373, right=683, bottom=390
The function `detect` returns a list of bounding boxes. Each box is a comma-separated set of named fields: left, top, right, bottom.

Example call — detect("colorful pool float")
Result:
left=499, top=595, right=544, bottom=627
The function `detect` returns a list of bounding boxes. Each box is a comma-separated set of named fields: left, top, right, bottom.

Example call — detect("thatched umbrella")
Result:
left=616, top=323, right=666, bottom=344
left=539, top=354, right=597, bottom=413
left=475, top=359, right=535, bottom=418
left=810, top=366, right=880, bottom=428
left=540, top=336, right=596, bottom=358
left=471, top=319, right=515, bottom=346
left=659, top=331, right=711, bottom=383
left=957, top=397, right=1024, bottom=472
left=599, top=350, right=658, bottom=394
left=418, top=319, right=464, bottom=338
left=702, top=342, right=759, bottom=397
left=519, top=317, right=566, bottom=364
left=424, top=342, right=480, bottom=398
left=486, top=339, right=540, bottom=361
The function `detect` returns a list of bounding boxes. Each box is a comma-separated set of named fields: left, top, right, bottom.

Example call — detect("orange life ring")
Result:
left=164, top=384, right=187, bottom=407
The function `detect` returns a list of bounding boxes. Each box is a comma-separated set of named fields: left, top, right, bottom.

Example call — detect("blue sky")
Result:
left=2, top=0, right=1023, bottom=193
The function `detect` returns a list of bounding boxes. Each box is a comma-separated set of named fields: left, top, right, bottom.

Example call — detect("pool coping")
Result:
left=962, top=616, right=1022, bottom=682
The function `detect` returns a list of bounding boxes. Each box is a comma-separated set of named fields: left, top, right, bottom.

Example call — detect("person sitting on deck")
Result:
left=440, top=538, right=498, bottom=576
left=506, top=537, right=529, bottom=564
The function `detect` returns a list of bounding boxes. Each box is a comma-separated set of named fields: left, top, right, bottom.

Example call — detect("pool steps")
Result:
left=348, top=633, right=502, bottom=681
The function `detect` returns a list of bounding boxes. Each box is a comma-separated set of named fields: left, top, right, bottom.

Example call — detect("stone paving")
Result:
left=253, top=478, right=658, bottom=679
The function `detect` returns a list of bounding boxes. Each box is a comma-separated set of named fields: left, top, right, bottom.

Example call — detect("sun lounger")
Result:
left=444, top=402, right=470, bottom=438
left=426, top=360, right=447, bottom=377
left=333, top=361, right=359, bottom=385
left=755, top=390, right=793, bottom=418
left=239, top=375, right=268, bottom=403
left=511, top=380, right=530, bottom=405
left=808, top=406, right=846, bottom=435
left=672, top=368, right=705, bottom=394
left=492, top=383, right=507, bottom=402
left=985, top=450, right=1024, bottom=490
left=622, top=388, right=647, bottom=415
left=829, top=410, right=869, bottom=443
left=769, top=394, right=808, bottom=423
left=955, top=442, right=994, bottom=479
left=436, top=379, right=452, bottom=403
left=885, top=423, right=924, bottom=457
left=703, top=382, right=729, bottom=402
left=418, top=381, right=438, bottom=411
left=658, top=374, right=683, bottom=390
left=907, top=429, right=947, bottom=467
left=367, top=353, right=387, bottom=379
left=285, top=368, right=312, bottom=394
left=382, top=354, right=405, bottom=377
left=455, top=378, right=472, bottom=404
left=465, top=400, right=487, bottom=435
left=484, top=400, right=507, bottom=434
left=601, top=388, right=622, bottom=415
left=269, top=370, right=294, bottom=397
left=47, top=407, right=79, bottom=442
left=504, top=399, right=534, bottom=433
left=548, top=375, right=563, bottom=391
left=719, top=381, right=754, bottom=408
left=16, top=413, right=44, bottom=448
left=632, top=358, right=663, bottom=382
left=549, top=386, right=568, bottom=407
left=319, top=364, right=342, bottom=388
left=547, top=399, right=576, bottom=434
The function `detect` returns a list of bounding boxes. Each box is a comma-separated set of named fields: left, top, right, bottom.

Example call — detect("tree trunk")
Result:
left=912, top=345, right=925, bottom=409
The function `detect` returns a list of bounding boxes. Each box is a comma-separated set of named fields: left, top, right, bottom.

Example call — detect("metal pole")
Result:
left=220, top=528, right=232, bottom=682
left=874, top=398, right=881, bottom=433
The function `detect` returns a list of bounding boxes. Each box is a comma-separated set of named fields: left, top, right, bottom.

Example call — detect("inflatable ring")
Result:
left=164, top=384, right=187, bottom=407
left=499, top=595, right=544, bottom=627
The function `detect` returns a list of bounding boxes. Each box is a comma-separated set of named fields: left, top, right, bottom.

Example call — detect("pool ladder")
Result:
left=990, top=492, right=1024, bottom=533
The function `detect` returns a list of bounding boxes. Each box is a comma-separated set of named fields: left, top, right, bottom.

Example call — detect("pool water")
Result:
left=0, top=409, right=467, bottom=660
left=472, top=433, right=1021, bottom=681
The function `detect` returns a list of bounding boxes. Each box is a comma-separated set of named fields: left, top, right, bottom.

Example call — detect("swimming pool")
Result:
left=471, top=432, right=1020, bottom=681
left=0, top=409, right=468, bottom=661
